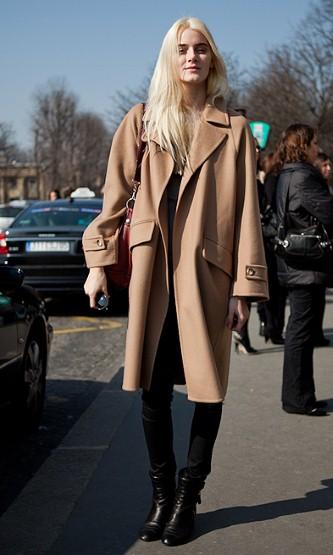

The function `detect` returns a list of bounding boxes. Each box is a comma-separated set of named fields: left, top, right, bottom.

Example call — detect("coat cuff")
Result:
left=231, top=264, right=269, bottom=301
left=82, top=234, right=118, bottom=268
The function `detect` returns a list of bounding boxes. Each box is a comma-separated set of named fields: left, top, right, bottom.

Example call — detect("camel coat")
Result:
left=83, top=98, right=268, bottom=402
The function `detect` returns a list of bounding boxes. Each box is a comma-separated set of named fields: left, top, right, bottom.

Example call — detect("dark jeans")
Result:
left=142, top=297, right=222, bottom=480
left=282, top=285, right=322, bottom=411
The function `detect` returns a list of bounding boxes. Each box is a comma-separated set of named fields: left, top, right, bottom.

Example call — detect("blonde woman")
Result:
left=83, top=17, right=268, bottom=546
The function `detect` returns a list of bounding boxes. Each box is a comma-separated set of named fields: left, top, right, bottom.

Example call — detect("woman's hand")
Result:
left=226, top=296, right=249, bottom=332
left=84, top=267, right=109, bottom=309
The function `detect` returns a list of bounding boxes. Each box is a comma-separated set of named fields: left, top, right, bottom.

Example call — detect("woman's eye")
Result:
left=178, top=47, right=187, bottom=54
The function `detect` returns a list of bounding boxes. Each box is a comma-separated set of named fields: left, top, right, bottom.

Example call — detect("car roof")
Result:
left=26, top=198, right=103, bottom=208
left=9, top=200, right=33, bottom=207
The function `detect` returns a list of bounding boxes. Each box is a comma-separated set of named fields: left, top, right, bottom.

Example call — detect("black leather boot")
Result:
left=161, top=468, right=205, bottom=546
left=139, top=472, right=176, bottom=542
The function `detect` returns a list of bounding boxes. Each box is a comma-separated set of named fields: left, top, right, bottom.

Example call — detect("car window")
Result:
left=13, top=206, right=101, bottom=228
left=0, top=206, right=22, bottom=217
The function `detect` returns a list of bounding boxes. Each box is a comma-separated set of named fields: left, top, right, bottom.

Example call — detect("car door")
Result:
left=0, top=270, right=21, bottom=404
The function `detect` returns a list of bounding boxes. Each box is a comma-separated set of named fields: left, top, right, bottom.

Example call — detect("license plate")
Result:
left=26, top=241, right=70, bottom=252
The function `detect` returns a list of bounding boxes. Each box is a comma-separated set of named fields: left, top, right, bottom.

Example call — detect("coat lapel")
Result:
left=179, top=101, right=230, bottom=196
left=147, top=99, right=230, bottom=242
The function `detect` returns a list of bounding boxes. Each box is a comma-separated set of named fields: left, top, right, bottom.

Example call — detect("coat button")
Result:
left=247, top=267, right=255, bottom=276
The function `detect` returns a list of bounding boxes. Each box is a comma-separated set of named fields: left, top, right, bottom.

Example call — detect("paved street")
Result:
left=0, top=292, right=333, bottom=554
left=0, top=302, right=128, bottom=517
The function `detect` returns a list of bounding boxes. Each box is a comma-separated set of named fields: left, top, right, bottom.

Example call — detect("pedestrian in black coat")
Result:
left=258, top=151, right=287, bottom=343
left=275, top=124, right=333, bottom=416
left=311, top=152, right=333, bottom=346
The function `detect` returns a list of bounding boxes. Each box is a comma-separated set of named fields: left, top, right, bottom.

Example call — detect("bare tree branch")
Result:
left=243, top=0, right=333, bottom=156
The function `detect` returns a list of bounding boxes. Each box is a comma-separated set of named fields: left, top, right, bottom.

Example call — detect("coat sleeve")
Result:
left=231, top=122, right=269, bottom=301
left=82, top=104, right=143, bottom=268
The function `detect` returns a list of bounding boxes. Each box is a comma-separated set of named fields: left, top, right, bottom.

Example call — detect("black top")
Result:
left=264, top=172, right=278, bottom=211
left=167, top=173, right=182, bottom=267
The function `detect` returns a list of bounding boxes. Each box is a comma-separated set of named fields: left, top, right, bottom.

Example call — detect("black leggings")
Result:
left=142, top=297, right=222, bottom=480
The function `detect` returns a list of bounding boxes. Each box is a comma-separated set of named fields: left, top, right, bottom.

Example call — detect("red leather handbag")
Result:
left=104, top=107, right=145, bottom=289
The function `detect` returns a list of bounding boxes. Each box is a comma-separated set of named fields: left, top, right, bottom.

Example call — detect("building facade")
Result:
left=0, top=162, right=45, bottom=203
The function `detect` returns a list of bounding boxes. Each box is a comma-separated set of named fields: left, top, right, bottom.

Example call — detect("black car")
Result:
left=0, top=200, right=34, bottom=230
left=0, top=198, right=102, bottom=297
left=0, top=265, right=53, bottom=430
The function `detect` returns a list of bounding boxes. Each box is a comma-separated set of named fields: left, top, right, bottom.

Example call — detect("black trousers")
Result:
left=259, top=247, right=287, bottom=339
left=282, top=285, right=322, bottom=411
left=142, top=297, right=222, bottom=480
left=313, top=285, right=326, bottom=341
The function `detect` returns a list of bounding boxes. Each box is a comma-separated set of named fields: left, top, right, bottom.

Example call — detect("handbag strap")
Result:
left=128, top=104, right=146, bottom=207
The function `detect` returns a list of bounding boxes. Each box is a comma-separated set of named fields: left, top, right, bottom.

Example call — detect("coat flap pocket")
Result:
left=83, top=235, right=106, bottom=251
left=130, top=220, right=155, bottom=249
left=245, top=264, right=267, bottom=281
left=202, top=237, right=233, bottom=278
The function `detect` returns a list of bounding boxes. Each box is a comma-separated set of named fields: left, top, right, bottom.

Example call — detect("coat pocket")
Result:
left=202, top=237, right=233, bottom=278
left=130, top=220, right=155, bottom=250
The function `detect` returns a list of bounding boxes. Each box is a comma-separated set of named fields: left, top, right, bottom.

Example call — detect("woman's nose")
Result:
left=186, top=47, right=196, bottom=61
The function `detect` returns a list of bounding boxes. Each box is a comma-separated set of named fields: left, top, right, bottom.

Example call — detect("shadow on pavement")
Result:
left=1, top=356, right=332, bottom=554
left=49, top=366, right=333, bottom=554
left=49, top=381, right=194, bottom=555
left=0, top=378, right=105, bottom=517
left=195, top=478, right=333, bottom=539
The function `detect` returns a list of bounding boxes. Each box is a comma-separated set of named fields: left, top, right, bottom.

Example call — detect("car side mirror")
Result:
left=0, top=265, right=24, bottom=293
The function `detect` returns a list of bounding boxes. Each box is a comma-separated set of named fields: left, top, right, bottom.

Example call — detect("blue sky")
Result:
left=1, top=0, right=313, bottom=149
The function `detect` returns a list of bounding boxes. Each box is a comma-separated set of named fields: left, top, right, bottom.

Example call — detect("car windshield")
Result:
left=13, top=205, right=101, bottom=228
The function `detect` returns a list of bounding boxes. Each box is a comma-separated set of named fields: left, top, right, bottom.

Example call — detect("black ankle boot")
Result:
left=161, top=468, right=205, bottom=546
left=139, top=472, right=176, bottom=542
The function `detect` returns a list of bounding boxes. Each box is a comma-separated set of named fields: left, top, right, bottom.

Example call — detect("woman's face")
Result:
left=177, top=28, right=212, bottom=88
left=306, top=135, right=319, bottom=164
left=319, top=159, right=332, bottom=180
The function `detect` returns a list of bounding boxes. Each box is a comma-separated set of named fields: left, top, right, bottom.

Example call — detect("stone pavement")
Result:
left=0, top=291, right=332, bottom=555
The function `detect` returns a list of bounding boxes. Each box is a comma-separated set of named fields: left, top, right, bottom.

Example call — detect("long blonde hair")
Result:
left=145, top=17, right=229, bottom=173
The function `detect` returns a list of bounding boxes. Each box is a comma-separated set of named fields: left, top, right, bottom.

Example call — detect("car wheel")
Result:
left=15, top=337, right=46, bottom=430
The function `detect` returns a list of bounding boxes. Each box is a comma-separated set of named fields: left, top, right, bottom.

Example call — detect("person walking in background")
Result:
left=312, top=152, right=333, bottom=347
left=234, top=139, right=265, bottom=354
left=49, top=189, right=61, bottom=201
left=275, top=124, right=333, bottom=417
left=315, top=152, right=332, bottom=183
left=258, top=150, right=287, bottom=344
left=83, top=17, right=267, bottom=545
